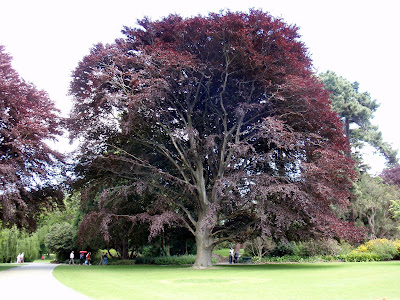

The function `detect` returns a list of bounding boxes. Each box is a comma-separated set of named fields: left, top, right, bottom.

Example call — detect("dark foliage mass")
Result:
left=0, top=46, right=64, bottom=229
left=382, top=165, right=400, bottom=187
left=69, top=10, right=362, bottom=267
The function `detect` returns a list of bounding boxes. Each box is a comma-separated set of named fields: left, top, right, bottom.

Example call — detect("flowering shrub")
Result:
left=352, top=239, right=397, bottom=261
left=354, top=244, right=368, bottom=253
left=393, top=240, right=400, bottom=257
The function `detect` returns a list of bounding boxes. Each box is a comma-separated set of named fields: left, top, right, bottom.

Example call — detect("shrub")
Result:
left=338, top=241, right=354, bottom=255
left=292, top=239, right=340, bottom=257
left=139, top=245, right=163, bottom=258
left=355, top=239, right=397, bottom=261
left=393, top=240, right=400, bottom=258
left=271, top=242, right=296, bottom=257
left=135, top=255, right=204, bottom=265
left=322, top=255, right=337, bottom=262
left=264, top=255, right=303, bottom=263
left=370, top=243, right=397, bottom=261
left=339, top=252, right=382, bottom=262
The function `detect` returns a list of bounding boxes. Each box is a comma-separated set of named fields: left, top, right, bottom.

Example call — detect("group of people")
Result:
left=69, top=251, right=92, bottom=265
left=16, top=252, right=24, bottom=263
left=229, top=248, right=239, bottom=264
left=69, top=251, right=108, bottom=265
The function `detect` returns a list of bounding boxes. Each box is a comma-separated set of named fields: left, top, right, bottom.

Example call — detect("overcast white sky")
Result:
left=1, top=0, right=399, bottom=174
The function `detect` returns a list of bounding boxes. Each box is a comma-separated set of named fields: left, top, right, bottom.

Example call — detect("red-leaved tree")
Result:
left=69, top=11, right=362, bottom=268
left=0, top=45, right=64, bottom=228
left=382, top=165, right=400, bottom=187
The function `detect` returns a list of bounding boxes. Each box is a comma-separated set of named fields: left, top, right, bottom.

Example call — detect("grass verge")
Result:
left=53, top=261, right=400, bottom=300
left=0, top=263, right=20, bottom=271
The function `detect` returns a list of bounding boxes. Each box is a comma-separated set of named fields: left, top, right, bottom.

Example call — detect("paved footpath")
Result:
left=0, top=263, right=92, bottom=300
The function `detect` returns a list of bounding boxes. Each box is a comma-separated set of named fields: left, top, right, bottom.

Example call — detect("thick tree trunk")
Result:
left=193, top=224, right=215, bottom=268
left=367, top=209, right=376, bottom=239
left=121, top=238, right=129, bottom=259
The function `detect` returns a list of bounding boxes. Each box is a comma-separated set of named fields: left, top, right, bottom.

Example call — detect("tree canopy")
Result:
left=0, top=45, right=64, bottom=229
left=69, top=11, right=361, bottom=267
left=353, top=174, right=400, bottom=239
left=319, top=71, right=397, bottom=167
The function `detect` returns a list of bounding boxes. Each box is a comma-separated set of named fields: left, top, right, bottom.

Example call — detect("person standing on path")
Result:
left=229, top=248, right=234, bottom=264
left=234, top=251, right=239, bottom=264
left=69, top=251, right=75, bottom=265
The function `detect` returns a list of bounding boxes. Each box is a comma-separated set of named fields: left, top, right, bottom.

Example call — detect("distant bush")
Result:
left=355, top=239, right=397, bottom=261
left=293, top=239, right=341, bottom=257
left=271, top=242, right=296, bottom=257
left=139, top=245, right=163, bottom=258
left=394, top=240, right=400, bottom=258
left=339, top=252, right=382, bottom=262
left=264, top=255, right=303, bottom=263
left=135, top=255, right=202, bottom=265
left=338, top=241, right=354, bottom=255
left=261, top=254, right=340, bottom=263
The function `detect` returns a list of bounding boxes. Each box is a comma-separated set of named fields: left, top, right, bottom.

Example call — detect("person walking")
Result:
left=229, top=248, right=234, bottom=264
left=234, top=251, right=239, bottom=264
left=80, top=252, right=85, bottom=265
left=86, top=252, right=91, bottom=265
left=69, top=251, right=75, bottom=265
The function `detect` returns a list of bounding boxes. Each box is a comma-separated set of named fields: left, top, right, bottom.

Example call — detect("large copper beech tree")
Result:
left=69, top=11, right=361, bottom=267
left=0, top=46, right=63, bottom=228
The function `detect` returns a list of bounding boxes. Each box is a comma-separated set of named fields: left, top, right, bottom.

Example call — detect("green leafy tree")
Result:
left=0, top=226, right=40, bottom=262
left=383, top=165, right=400, bottom=227
left=353, top=174, right=400, bottom=239
left=319, top=71, right=397, bottom=167
left=45, top=222, right=74, bottom=261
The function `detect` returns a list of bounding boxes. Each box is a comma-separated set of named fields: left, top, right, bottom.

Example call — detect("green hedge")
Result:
left=339, top=252, right=382, bottom=262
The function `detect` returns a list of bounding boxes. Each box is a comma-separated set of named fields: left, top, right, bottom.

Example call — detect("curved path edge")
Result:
left=0, top=263, right=92, bottom=299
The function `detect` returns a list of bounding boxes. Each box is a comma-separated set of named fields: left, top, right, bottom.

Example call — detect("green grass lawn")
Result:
left=0, top=263, right=19, bottom=271
left=53, top=261, right=400, bottom=300
left=33, top=254, right=56, bottom=263
left=213, top=248, right=244, bottom=257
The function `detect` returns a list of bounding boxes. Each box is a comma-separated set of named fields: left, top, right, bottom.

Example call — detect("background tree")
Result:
left=0, top=226, right=40, bottom=263
left=382, top=165, right=400, bottom=229
left=69, top=11, right=361, bottom=268
left=319, top=71, right=397, bottom=168
left=45, top=222, right=74, bottom=262
left=245, top=236, right=276, bottom=261
left=352, top=174, right=400, bottom=239
left=0, top=45, right=64, bottom=229
left=382, top=165, right=400, bottom=187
